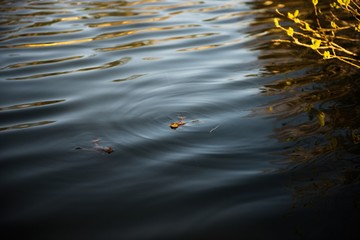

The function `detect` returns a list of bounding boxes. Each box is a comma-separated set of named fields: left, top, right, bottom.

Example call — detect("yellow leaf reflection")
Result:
left=317, top=111, right=325, bottom=127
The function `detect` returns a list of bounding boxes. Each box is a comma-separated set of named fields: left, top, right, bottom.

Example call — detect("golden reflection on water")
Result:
left=132, top=1, right=204, bottom=11
left=98, top=32, right=218, bottom=52
left=243, top=0, right=360, bottom=206
left=86, top=15, right=170, bottom=28
left=1, top=56, right=83, bottom=70
left=0, top=29, right=81, bottom=42
left=0, top=0, right=243, bottom=51
left=0, top=100, right=65, bottom=111
left=256, top=25, right=360, bottom=205
left=112, top=74, right=146, bottom=82
left=8, top=57, right=131, bottom=80
left=0, top=121, right=55, bottom=132
left=177, top=39, right=242, bottom=52
left=0, top=0, right=244, bottom=81
left=5, top=38, right=94, bottom=48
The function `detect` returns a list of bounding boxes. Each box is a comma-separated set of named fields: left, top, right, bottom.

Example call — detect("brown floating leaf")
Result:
left=169, top=121, right=186, bottom=129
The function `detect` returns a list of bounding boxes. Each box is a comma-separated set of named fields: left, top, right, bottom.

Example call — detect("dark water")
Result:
left=1, top=0, right=360, bottom=239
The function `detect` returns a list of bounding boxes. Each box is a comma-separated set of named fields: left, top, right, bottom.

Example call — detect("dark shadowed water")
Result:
left=1, top=0, right=360, bottom=239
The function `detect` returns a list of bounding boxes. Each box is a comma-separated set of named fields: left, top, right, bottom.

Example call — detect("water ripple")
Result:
left=0, top=120, right=55, bottom=132
left=0, top=99, right=65, bottom=111
left=6, top=57, right=132, bottom=80
left=0, top=1, right=278, bottom=238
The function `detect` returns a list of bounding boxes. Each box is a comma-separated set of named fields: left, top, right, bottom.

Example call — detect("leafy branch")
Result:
left=273, top=0, right=360, bottom=69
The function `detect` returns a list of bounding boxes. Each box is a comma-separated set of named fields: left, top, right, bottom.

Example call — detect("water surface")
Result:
left=1, top=0, right=359, bottom=239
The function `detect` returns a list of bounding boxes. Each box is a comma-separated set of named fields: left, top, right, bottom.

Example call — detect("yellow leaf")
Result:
left=313, top=0, right=318, bottom=6
left=318, top=111, right=325, bottom=127
left=305, top=22, right=312, bottom=31
left=355, top=23, right=360, bottom=32
left=288, top=10, right=299, bottom=20
left=274, top=18, right=281, bottom=28
left=294, top=10, right=299, bottom=17
left=311, top=39, right=321, bottom=50
left=331, top=21, right=337, bottom=28
left=323, top=51, right=331, bottom=59
left=287, top=27, right=294, bottom=37
left=338, top=0, right=350, bottom=6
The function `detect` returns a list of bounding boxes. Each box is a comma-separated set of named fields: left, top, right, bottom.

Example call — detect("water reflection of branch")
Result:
left=264, top=66, right=360, bottom=205
left=254, top=14, right=360, bottom=205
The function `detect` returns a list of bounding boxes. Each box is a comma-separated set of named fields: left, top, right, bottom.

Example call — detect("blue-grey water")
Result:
left=1, top=0, right=359, bottom=239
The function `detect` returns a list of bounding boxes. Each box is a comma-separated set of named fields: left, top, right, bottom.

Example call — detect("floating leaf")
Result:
left=169, top=121, right=186, bottom=129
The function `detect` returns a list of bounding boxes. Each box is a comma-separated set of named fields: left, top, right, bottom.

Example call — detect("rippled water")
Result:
left=1, top=0, right=359, bottom=239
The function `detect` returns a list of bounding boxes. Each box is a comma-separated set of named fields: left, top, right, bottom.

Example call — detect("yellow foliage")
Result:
left=356, top=23, right=360, bottom=32
left=304, top=22, right=312, bottom=31
left=274, top=1, right=360, bottom=68
left=311, top=39, right=321, bottom=50
left=323, top=51, right=331, bottom=59
left=338, top=0, right=351, bottom=6
left=331, top=21, right=337, bottom=28
left=287, top=27, right=294, bottom=37
left=288, top=10, right=300, bottom=20
left=294, top=10, right=299, bottom=18
left=274, top=18, right=280, bottom=28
